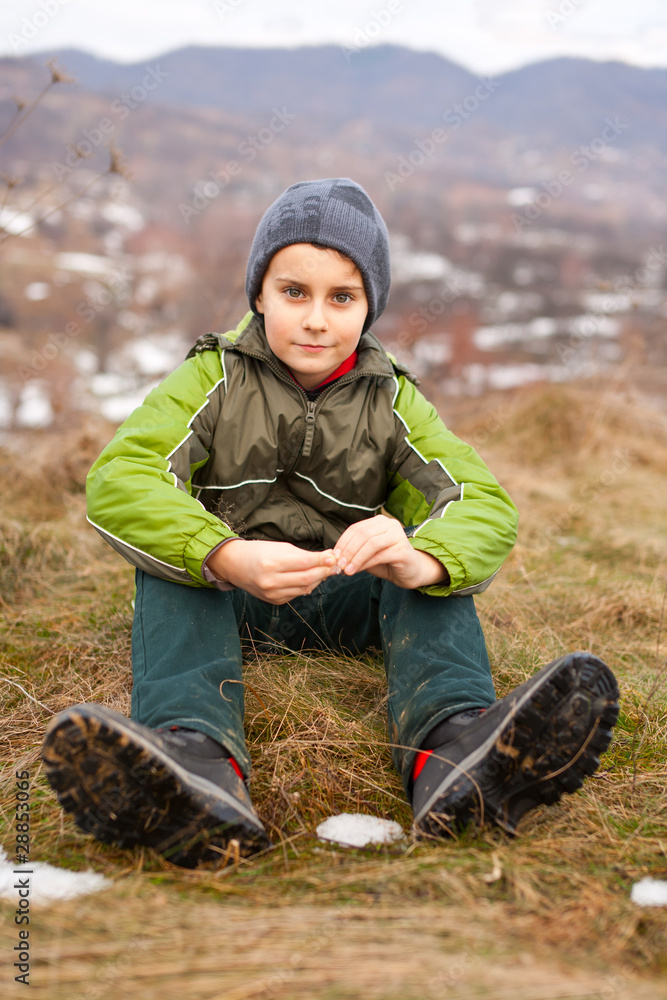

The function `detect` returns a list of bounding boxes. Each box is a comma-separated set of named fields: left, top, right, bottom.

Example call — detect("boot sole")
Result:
left=42, top=704, right=269, bottom=868
left=414, top=652, right=619, bottom=837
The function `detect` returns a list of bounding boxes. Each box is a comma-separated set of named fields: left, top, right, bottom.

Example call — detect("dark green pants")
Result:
left=131, top=569, right=495, bottom=794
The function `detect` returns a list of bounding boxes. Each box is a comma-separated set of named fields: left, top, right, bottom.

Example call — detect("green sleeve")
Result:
left=385, top=376, right=519, bottom=597
left=86, top=348, right=237, bottom=587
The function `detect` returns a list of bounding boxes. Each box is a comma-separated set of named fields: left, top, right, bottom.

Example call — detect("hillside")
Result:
left=1, top=379, right=666, bottom=996
left=2, top=45, right=667, bottom=196
left=8, top=45, right=667, bottom=151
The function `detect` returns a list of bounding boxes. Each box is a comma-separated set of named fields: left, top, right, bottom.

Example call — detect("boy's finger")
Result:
left=335, top=525, right=392, bottom=568
left=333, top=526, right=371, bottom=563
left=297, top=547, right=336, bottom=567
left=276, top=547, right=335, bottom=572
left=274, top=563, right=336, bottom=589
left=338, top=537, right=392, bottom=575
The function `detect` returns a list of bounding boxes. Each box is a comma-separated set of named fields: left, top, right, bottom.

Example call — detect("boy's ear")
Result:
left=255, top=292, right=264, bottom=314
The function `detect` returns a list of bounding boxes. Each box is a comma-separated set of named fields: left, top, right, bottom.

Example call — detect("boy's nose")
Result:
left=303, top=300, right=328, bottom=331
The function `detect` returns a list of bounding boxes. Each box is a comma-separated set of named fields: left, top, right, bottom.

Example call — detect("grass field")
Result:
left=1, top=378, right=666, bottom=999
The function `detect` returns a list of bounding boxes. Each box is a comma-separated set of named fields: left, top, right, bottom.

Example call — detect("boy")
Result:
left=42, top=178, right=619, bottom=867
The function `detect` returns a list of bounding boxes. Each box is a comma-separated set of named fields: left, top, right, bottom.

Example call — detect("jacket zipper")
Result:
left=303, top=400, right=317, bottom=458
left=299, top=373, right=377, bottom=459
left=224, top=344, right=393, bottom=469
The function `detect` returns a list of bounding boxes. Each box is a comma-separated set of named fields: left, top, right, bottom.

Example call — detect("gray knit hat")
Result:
left=246, top=178, right=391, bottom=333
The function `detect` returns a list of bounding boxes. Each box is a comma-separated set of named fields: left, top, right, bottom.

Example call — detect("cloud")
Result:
left=474, top=0, right=559, bottom=43
left=0, top=0, right=665, bottom=72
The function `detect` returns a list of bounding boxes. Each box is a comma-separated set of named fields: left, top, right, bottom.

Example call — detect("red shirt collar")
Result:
left=288, top=350, right=358, bottom=391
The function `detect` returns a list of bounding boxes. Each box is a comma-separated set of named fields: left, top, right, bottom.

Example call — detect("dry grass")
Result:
left=1, top=382, right=667, bottom=998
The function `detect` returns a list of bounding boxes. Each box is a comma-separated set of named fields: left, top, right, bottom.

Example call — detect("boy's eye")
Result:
left=285, top=287, right=303, bottom=298
left=333, top=292, right=352, bottom=304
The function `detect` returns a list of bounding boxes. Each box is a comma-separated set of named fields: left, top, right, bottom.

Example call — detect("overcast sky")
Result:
left=1, top=0, right=666, bottom=73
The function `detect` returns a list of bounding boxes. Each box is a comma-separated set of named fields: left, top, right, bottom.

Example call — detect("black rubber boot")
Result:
left=42, top=703, right=269, bottom=868
left=412, top=651, right=619, bottom=838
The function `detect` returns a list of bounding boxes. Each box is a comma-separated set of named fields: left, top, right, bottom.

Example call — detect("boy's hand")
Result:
left=207, top=539, right=336, bottom=604
left=334, top=515, right=448, bottom=590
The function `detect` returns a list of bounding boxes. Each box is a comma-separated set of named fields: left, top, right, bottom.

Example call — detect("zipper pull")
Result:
left=302, top=400, right=317, bottom=457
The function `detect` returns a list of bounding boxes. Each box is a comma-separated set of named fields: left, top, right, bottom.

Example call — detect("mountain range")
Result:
left=1, top=43, right=665, bottom=240
left=3, top=43, right=667, bottom=152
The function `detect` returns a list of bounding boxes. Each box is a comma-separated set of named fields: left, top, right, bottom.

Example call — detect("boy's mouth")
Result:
left=297, top=344, right=327, bottom=353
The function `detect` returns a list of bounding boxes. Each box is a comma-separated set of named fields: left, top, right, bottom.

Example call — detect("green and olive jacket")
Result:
left=86, top=312, right=518, bottom=597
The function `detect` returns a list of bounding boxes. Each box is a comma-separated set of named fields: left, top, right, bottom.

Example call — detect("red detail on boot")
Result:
left=412, top=749, right=433, bottom=782
left=228, top=756, right=244, bottom=780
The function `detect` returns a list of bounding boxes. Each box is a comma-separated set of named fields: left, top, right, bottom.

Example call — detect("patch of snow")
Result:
left=73, top=349, right=98, bottom=375
left=125, top=339, right=178, bottom=377
left=443, top=268, right=486, bottom=298
left=488, top=291, right=544, bottom=319
left=631, top=878, right=667, bottom=907
left=0, top=848, right=110, bottom=904
left=486, top=363, right=547, bottom=390
left=461, top=363, right=488, bottom=394
left=473, top=317, right=558, bottom=351
left=460, top=362, right=554, bottom=394
left=24, top=282, right=50, bottom=301
left=509, top=229, right=596, bottom=252
left=53, top=252, right=120, bottom=278
left=91, top=372, right=133, bottom=397
left=316, top=813, right=404, bottom=848
left=0, top=208, right=35, bottom=236
left=473, top=323, right=527, bottom=350
left=135, top=276, right=160, bottom=306
left=529, top=316, right=558, bottom=338
left=15, top=381, right=53, bottom=428
left=137, top=252, right=191, bottom=284
left=507, top=187, right=537, bottom=206
left=100, top=202, right=145, bottom=231
left=567, top=315, right=621, bottom=338
left=393, top=250, right=451, bottom=283
left=390, top=234, right=483, bottom=294
left=413, top=337, right=451, bottom=367
left=455, top=222, right=501, bottom=244
left=581, top=292, right=632, bottom=314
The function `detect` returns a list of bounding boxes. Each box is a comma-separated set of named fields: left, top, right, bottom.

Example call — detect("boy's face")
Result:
left=255, top=243, right=368, bottom=391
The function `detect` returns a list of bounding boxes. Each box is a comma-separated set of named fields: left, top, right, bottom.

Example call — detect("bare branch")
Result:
left=0, top=58, right=75, bottom=148
left=0, top=147, right=126, bottom=243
